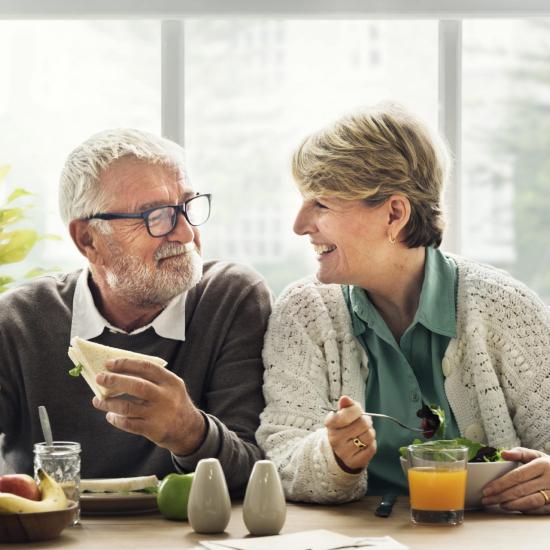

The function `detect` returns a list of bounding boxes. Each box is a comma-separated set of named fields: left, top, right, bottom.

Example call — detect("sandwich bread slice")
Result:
left=68, top=336, right=167, bottom=400
left=80, top=475, right=159, bottom=494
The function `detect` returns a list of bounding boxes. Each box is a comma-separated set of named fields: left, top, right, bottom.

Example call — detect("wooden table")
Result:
left=6, top=497, right=547, bottom=549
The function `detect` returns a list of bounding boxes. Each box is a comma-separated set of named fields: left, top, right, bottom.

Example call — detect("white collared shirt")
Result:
left=70, top=266, right=186, bottom=342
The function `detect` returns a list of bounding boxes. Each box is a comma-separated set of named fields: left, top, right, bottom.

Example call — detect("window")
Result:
left=0, top=20, right=160, bottom=280
left=2, top=3, right=550, bottom=300
left=462, top=20, right=550, bottom=301
left=186, top=20, right=437, bottom=293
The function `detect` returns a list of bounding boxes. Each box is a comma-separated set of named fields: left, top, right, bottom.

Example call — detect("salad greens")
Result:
left=399, top=438, right=506, bottom=463
left=135, top=486, right=159, bottom=494
left=416, top=404, right=446, bottom=439
left=69, top=363, right=83, bottom=377
left=119, top=486, right=159, bottom=496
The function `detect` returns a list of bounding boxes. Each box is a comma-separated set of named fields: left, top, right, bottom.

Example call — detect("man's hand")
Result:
left=481, top=447, right=550, bottom=514
left=92, top=358, right=206, bottom=457
left=325, top=396, right=377, bottom=473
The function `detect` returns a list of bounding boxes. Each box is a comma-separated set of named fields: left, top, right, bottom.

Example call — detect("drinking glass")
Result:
left=407, top=441, right=468, bottom=525
left=34, top=441, right=81, bottom=525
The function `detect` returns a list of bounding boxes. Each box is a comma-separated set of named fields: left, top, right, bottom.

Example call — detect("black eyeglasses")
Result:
left=84, top=193, right=212, bottom=238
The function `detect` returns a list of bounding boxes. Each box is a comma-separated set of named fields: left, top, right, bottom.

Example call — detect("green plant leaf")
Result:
left=0, top=285, right=10, bottom=293
left=0, top=165, right=10, bottom=185
left=37, top=234, right=63, bottom=242
left=0, top=276, right=15, bottom=286
left=0, top=206, right=29, bottom=228
left=24, top=267, right=62, bottom=279
left=0, top=229, right=38, bottom=265
left=5, top=188, right=37, bottom=205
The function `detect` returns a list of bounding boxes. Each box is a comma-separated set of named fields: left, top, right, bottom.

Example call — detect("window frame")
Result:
left=3, top=0, right=550, bottom=254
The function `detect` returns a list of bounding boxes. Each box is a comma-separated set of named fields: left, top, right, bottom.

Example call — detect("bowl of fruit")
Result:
left=0, top=469, right=77, bottom=543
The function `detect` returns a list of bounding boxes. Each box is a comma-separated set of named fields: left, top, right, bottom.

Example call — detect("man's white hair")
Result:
left=59, top=128, right=186, bottom=233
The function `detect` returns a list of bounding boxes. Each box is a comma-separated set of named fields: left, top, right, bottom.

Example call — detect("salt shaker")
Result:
left=243, top=460, right=286, bottom=536
left=187, top=458, right=231, bottom=534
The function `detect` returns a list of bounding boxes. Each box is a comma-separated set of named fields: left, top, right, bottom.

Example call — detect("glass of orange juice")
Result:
left=407, top=441, right=468, bottom=525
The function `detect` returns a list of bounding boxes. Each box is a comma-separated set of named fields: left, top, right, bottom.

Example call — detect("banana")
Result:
left=0, top=469, right=68, bottom=514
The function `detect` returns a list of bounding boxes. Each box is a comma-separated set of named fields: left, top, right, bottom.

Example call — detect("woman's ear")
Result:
left=386, top=195, right=411, bottom=242
left=69, top=219, right=106, bottom=266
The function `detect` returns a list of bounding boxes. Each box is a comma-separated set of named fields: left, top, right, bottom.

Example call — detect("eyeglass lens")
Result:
left=147, top=195, right=210, bottom=236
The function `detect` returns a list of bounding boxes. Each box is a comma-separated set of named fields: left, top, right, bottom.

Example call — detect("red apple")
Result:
left=0, top=474, right=41, bottom=501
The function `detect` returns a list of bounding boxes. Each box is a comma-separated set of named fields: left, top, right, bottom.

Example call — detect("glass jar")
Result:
left=34, top=441, right=81, bottom=525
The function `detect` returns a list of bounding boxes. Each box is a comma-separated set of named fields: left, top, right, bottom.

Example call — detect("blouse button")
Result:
left=411, top=392, right=420, bottom=402
left=442, top=357, right=452, bottom=377
left=465, top=425, right=485, bottom=442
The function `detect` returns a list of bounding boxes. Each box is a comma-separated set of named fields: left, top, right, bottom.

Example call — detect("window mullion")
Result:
left=438, top=19, right=462, bottom=255
left=161, top=20, right=185, bottom=147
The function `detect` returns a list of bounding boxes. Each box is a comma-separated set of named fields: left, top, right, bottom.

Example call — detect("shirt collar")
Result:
left=70, top=266, right=187, bottom=342
left=415, top=246, right=457, bottom=338
left=347, top=246, right=457, bottom=339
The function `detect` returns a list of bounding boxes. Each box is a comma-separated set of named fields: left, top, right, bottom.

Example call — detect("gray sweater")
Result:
left=0, top=260, right=272, bottom=497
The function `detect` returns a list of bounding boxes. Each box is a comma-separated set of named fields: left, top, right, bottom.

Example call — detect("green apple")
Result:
left=157, top=472, right=195, bottom=520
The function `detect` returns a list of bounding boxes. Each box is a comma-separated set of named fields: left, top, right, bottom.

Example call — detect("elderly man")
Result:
left=0, top=129, right=272, bottom=496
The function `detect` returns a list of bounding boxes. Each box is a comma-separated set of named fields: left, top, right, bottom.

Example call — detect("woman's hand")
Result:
left=325, top=396, right=377, bottom=473
left=481, top=447, right=550, bottom=514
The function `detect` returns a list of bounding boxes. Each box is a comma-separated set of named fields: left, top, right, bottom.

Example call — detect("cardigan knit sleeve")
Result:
left=257, top=279, right=368, bottom=503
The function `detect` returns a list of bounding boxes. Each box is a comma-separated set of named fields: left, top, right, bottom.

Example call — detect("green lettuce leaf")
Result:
left=399, top=437, right=506, bottom=463
left=69, top=363, right=83, bottom=377
left=416, top=404, right=446, bottom=438
left=399, top=439, right=422, bottom=459
left=454, top=438, right=484, bottom=461
left=431, top=405, right=446, bottom=439
left=133, top=486, right=159, bottom=494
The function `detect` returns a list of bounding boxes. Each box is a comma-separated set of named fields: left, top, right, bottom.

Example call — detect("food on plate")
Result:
left=0, top=474, right=40, bottom=501
left=157, top=473, right=194, bottom=520
left=80, top=475, right=159, bottom=494
left=0, top=469, right=67, bottom=514
left=68, top=337, right=167, bottom=399
left=416, top=404, right=446, bottom=439
left=399, top=438, right=506, bottom=462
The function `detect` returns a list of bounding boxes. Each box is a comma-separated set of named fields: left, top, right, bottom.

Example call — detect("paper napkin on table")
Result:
left=199, top=529, right=408, bottom=550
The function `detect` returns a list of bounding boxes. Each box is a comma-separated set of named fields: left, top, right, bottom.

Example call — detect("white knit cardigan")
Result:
left=257, top=255, right=550, bottom=504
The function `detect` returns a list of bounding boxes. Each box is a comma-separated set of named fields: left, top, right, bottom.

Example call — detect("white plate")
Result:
left=80, top=492, right=158, bottom=515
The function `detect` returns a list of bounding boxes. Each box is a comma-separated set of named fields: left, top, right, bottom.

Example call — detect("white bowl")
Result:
left=399, top=456, right=519, bottom=510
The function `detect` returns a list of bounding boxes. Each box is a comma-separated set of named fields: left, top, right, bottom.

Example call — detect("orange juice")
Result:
left=409, top=467, right=467, bottom=511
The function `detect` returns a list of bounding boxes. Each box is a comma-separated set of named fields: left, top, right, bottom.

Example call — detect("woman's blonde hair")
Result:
left=291, top=101, right=451, bottom=248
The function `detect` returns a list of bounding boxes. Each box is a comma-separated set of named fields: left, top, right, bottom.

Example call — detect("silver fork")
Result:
left=318, top=406, right=425, bottom=433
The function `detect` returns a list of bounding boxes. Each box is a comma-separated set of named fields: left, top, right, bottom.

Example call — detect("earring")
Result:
left=389, top=234, right=396, bottom=244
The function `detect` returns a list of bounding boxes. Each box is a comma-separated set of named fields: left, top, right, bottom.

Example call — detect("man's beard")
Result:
left=104, top=240, right=203, bottom=309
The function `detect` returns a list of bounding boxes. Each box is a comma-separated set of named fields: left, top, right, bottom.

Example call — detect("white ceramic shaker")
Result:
left=187, top=458, right=231, bottom=534
left=243, top=460, right=286, bottom=536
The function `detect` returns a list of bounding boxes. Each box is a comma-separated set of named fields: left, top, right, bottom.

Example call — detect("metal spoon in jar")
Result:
left=38, top=406, right=54, bottom=446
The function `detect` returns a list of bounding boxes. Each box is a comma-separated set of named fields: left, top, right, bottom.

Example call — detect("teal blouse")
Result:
left=342, top=247, right=461, bottom=495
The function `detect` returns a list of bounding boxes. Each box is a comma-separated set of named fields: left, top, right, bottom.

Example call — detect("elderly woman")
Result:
left=256, top=102, right=550, bottom=514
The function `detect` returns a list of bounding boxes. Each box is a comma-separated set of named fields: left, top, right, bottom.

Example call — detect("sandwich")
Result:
left=68, top=336, right=167, bottom=400
left=80, top=475, right=160, bottom=494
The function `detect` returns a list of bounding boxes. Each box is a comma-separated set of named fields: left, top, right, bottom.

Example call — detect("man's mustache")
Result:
left=154, top=241, right=196, bottom=262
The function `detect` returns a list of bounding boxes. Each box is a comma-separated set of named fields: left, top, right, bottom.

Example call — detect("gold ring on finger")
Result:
left=353, top=437, right=367, bottom=449
left=539, top=490, right=549, bottom=505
